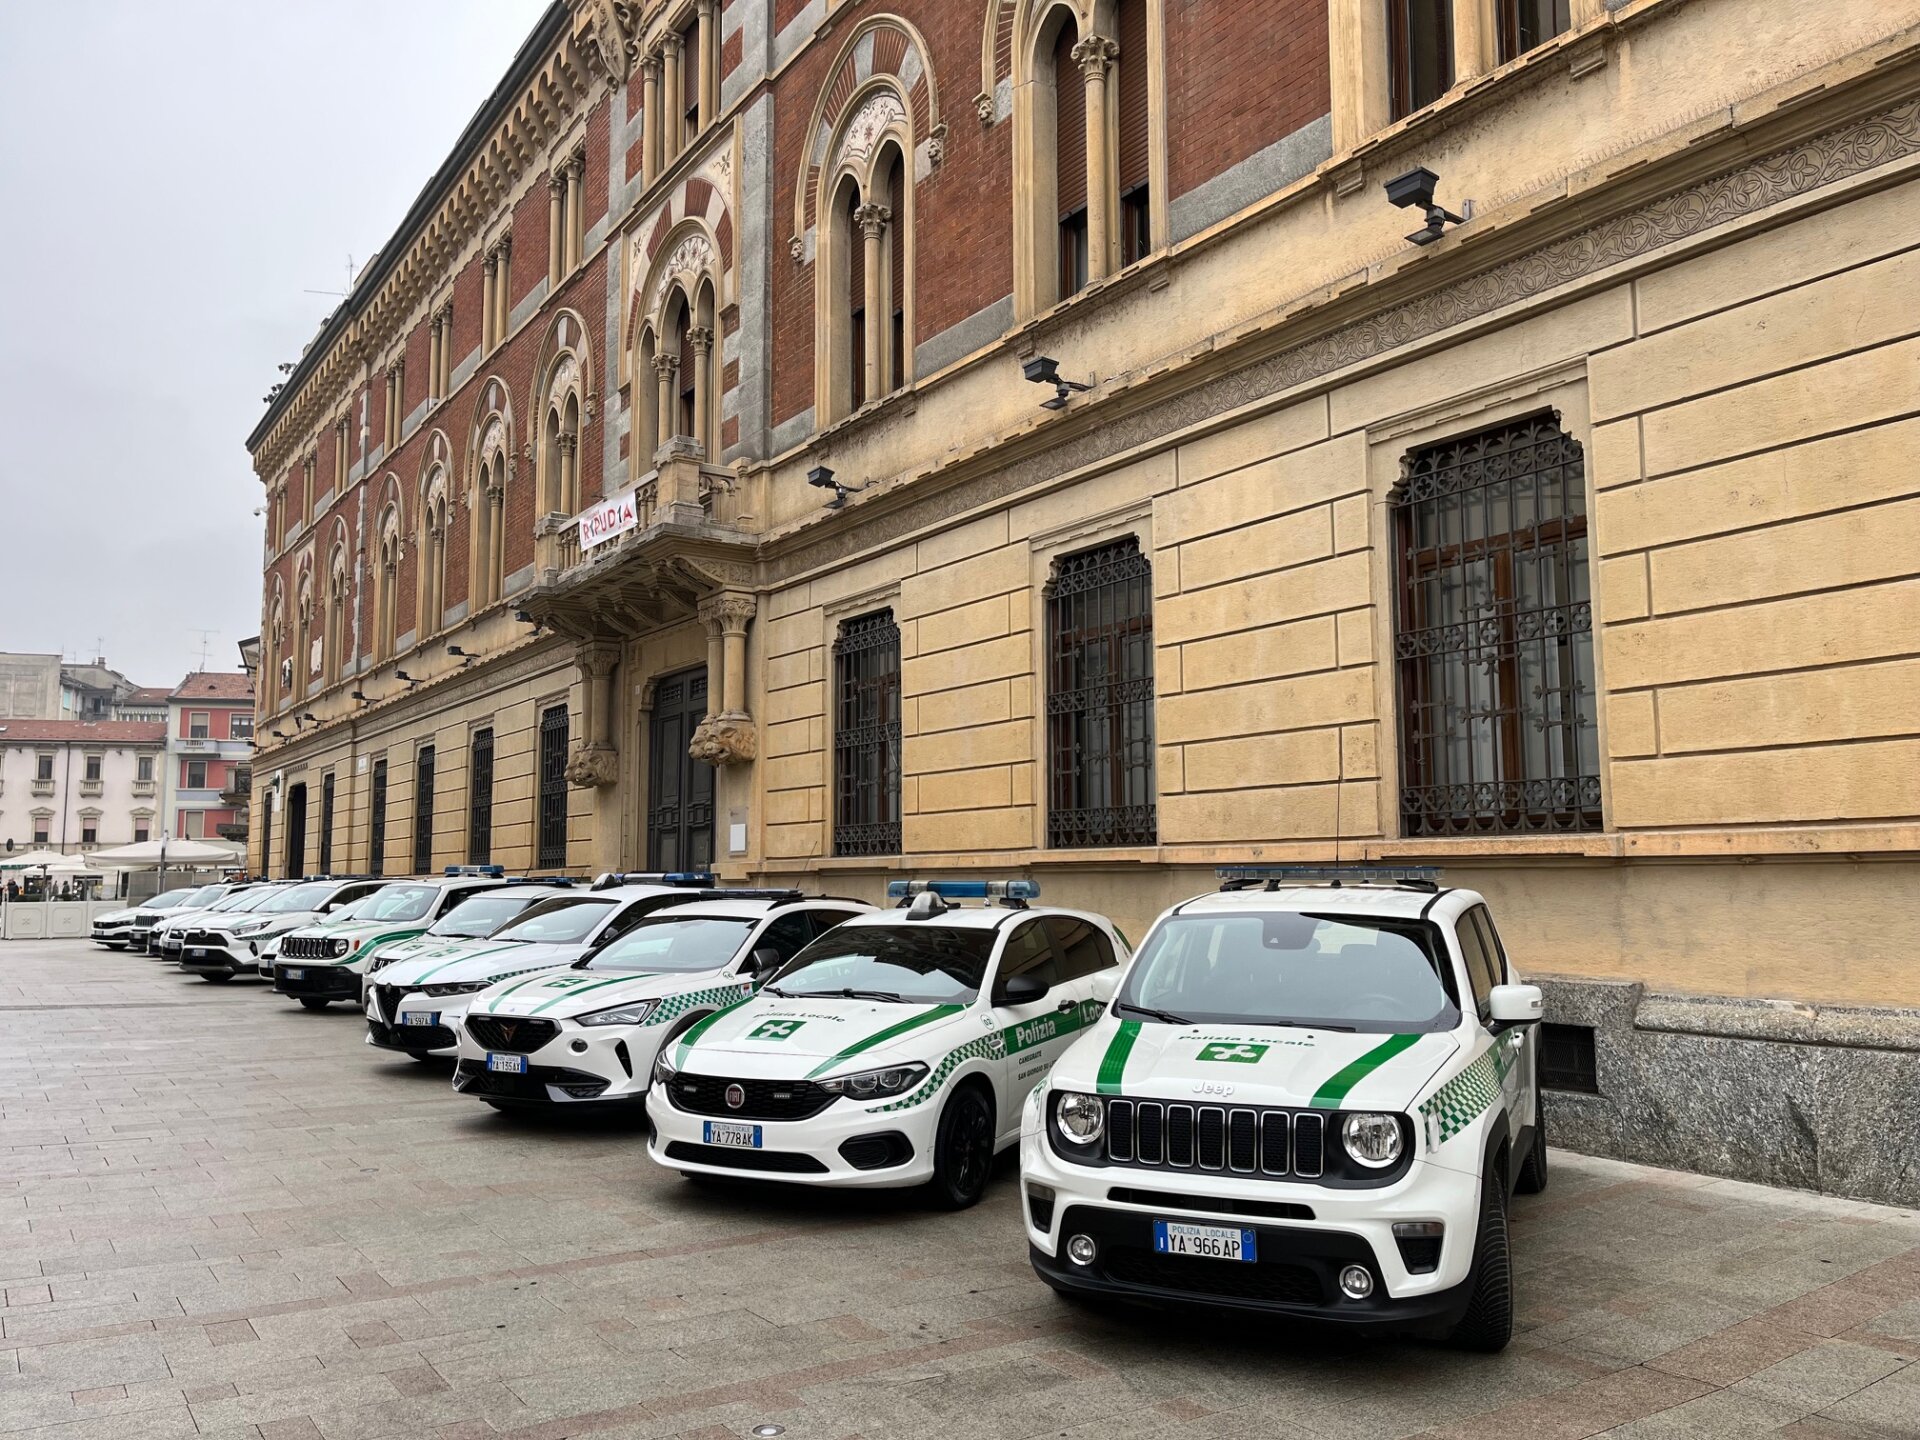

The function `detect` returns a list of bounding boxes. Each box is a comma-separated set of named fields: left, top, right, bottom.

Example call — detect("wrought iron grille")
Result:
left=1045, top=537, right=1157, bottom=848
left=469, top=728, right=495, bottom=865
left=537, top=706, right=569, bottom=869
left=833, top=609, right=901, bottom=856
left=413, top=745, right=435, bottom=875
left=318, top=772, right=335, bottom=874
left=260, top=804, right=273, bottom=882
left=369, top=759, right=387, bottom=876
left=1392, top=414, right=1600, bottom=836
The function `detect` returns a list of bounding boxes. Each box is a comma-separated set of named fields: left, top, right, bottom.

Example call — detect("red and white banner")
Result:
left=578, top=488, right=639, bottom=550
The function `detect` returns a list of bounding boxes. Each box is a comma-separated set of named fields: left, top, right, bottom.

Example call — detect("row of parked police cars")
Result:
left=92, top=861, right=1548, bottom=1350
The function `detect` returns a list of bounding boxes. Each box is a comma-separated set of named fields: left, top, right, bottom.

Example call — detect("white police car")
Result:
left=179, top=877, right=389, bottom=981
left=126, top=883, right=238, bottom=953
left=151, top=883, right=286, bottom=963
left=647, top=881, right=1129, bottom=1207
left=1020, top=867, right=1544, bottom=1351
left=92, top=886, right=201, bottom=949
left=272, top=871, right=513, bottom=1010
left=453, top=894, right=873, bottom=1108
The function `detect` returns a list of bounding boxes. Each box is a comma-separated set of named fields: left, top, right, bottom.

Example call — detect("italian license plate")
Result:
left=1154, top=1220, right=1257, bottom=1262
left=487, top=1053, right=528, bottom=1074
left=703, top=1120, right=761, bottom=1149
left=187, top=948, right=207, bottom=959
left=284, top=967, right=306, bottom=980
left=404, top=1012, right=441, bottom=1027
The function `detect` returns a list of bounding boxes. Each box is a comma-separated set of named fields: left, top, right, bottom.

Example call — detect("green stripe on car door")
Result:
left=1309, top=1033, right=1420, bottom=1109
left=1095, top=1021, right=1142, bottom=1095
left=804, top=1004, right=962, bottom=1078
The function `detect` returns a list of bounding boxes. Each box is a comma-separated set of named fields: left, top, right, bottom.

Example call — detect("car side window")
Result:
left=1044, top=915, right=1116, bottom=981
left=1455, top=913, right=1496, bottom=1020
left=805, top=909, right=861, bottom=938
left=1469, top=907, right=1508, bottom=985
left=755, top=913, right=817, bottom=965
left=993, top=920, right=1061, bottom=1002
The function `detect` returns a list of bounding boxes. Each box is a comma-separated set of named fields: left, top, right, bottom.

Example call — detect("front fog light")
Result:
left=1341, top=1112, right=1404, bottom=1168
left=1066, top=1234, right=1097, bottom=1267
left=1054, top=1092, right=1104, bottom=1147
left=1339, top=1265, right=1374, bottom=1300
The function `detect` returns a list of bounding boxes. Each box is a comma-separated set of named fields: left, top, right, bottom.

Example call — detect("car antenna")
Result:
left=1330, top=729, right=1345, bottom=886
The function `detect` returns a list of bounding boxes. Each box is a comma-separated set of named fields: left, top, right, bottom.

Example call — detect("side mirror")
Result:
left=999, top=972, right=1049, bottom=1005
left=746, top=946, right=783, bottom=976
left=1488, top=983, right=1544, bottom=1030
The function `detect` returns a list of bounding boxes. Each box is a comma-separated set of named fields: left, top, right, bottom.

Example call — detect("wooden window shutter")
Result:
left=846, top=186, right=866, bottom=310
left=1054, top=26, right=1086, bottom=219
left=886, top=158, right=904, bottom=317
left=1116, top=0, right=1149, bottom=195
left=678, top=316, right=694, bottom=392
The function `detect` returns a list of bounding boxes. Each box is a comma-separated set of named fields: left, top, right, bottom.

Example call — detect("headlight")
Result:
left=1342, top=1112, right=1404, bottom=1168
left=1054, top=1092, right=1105, bottom=1146
left=367, top=953, right=398, bottom=972
left=815, top=1062, right=928, bottom=1100
left=330, top=939, right=352, bottom=957
left=575, top=1000, right=658, bottom=1027
left=652, top=1049, right=678, bottom=1086
left=423, top=981, right=489, bottom=998
left=231, top=920, right=271, bottom=937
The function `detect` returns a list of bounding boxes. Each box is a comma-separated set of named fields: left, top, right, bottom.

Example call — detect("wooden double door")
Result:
left=645, top=667, right=713, bottom=871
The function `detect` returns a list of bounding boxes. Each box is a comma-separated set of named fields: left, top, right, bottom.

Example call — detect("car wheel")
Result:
left=1515, top=1098, right=1549, bottom=1196
left=924, top=1084, right=995, bottom=1211
left=201, top=972, right=233, bottom=984
left=1446, top=1167, right=1514, bottom=1353
left=298, top=998, right=331, bottom=1011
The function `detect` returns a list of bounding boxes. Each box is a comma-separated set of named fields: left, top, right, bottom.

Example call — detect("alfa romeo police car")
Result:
left=179, top=877, right=389, bottom=981
left=647, top=881, right=1128, bottom=1208
left=453, top=894, right=873, bottom=1108
left=272, top=871, right=512, bottom=1009
left=1020, top=867, right=1545, bottom=1351
left=361, top=883, right=572, bottom=979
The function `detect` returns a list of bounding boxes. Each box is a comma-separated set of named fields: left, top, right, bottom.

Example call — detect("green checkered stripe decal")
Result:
left=870, top=998, right=1106, bottom=1113
left=646, top=980, right=755, bottom=1028
left=1418, top=1045, right=1508, bottom=1150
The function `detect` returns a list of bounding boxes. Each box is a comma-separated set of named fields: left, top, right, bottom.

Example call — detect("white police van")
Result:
left=647, top=880, right=1129, bottom=1208
left=1020, top=866, right=1544, bottom=1351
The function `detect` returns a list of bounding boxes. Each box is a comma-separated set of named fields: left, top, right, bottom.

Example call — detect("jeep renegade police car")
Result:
left=1020, top=867, right=1544, bottom=1351
left=179, top=877, right=390, bottom=981
left=647, top=881, right=1129, bottom=1208
left=272, top=872, right=512, bottom=1009
left=452, top=894, right=872, bottom=1108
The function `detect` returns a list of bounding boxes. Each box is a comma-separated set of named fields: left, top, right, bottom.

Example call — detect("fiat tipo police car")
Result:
left=272, top=872, right=512, bottom=1009
left=647, top=881, right=1129, bottom=1208
left=452, top=894, right=873, bottom=1108
left=92, top=886, right=201, bottom=949
left=1021, top=867, right=1544, bottom=1350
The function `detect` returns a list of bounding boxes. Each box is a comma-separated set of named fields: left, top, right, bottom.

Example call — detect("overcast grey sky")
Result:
left=0, top=0, right=546, bottom=688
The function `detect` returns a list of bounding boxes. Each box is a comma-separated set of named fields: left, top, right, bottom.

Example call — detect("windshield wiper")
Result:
left=761, top=984, right=792, bottom=997
left=1114, top=1001, right=1193, bottom=1025
left=836, top=988, right=906, bottom=1002
left=1244, top=1018, right=1358, bottom=1032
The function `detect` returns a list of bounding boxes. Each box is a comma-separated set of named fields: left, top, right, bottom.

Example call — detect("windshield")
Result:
left=584, top=916, right=755, bottom=973
left=1117, top=913, right=1459, bottom=1033
left=146, top=888, right=200, bottom=909
left=491, top=896, right=615, bottom=944
left=428, top=893, right=540, bottom=938
left=206, top=889, right=269, bottom=914
left=347, top=884, right=439, bottom=923
left=258, top=882, right=336, bottom=914
left=768, top=926, right=996, bottom=1005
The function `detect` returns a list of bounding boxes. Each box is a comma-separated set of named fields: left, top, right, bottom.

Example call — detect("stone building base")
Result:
left=1538, top=978, right=1920, bottom=1209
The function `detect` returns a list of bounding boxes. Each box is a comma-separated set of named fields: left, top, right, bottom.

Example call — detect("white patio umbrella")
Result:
left=0, top=849, right=69, bottom=870
left=87, top=837, right=245, bottom=887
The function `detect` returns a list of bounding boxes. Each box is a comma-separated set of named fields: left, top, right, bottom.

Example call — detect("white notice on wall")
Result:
left=579, top=488, right=639, bottom=550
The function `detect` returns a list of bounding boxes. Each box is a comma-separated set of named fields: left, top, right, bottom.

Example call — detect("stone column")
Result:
left=564, top=154, right=585, bottom=271
left=482, top=253, right=497, bottom=350
left=695, top=0, right=716, bottom=131
left=717, top=594, right=754, bottom=721
left=689, top=592, right=758, bottom=766
left=1073, top=35, right=1119, bottom=284
left=427, top=321, right=442, bottom=402
left=854, top=203, right=890, bottom=402
left=1329, top=1, right=1391, bottom=151
left=661, top=34, right=683, bottom=165
left=699, top=602, right=726, bottom=718
left=487, top=487, right=504, bottom=600
left=494, top=236, right=512, bottom=342
left=548, top=175, right=565, bottom=285
left=653, top=353, right=679, bottom=443
left=686, top=326, right=713, bottom=458
left=1454, top=0, right=1496, bottom=84
left=641, top=55, right=663, bottom=187
left=566, top=642, right=621, bottom=788
left=556, top=431, right=578, bottom=515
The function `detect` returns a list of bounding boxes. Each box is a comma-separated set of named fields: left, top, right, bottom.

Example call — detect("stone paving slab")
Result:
left=2, top=940, right=1917, bottom=1440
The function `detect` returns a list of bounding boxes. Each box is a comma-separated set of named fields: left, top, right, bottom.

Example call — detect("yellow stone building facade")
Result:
left=248, top=0, right=1920, bottom=1201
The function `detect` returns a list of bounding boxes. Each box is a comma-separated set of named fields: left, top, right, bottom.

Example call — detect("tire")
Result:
left=1515, top=1098, right=1549, bottom=1195
left=200, top=972, right=234, bottom=984
left=924, top=1084, right=995, bottom=1211
left=1446, top=1168, right=1514, bottom=1352
left=299, top=997, right=331, bottom=1011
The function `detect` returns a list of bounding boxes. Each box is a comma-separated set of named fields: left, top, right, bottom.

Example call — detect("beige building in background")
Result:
left=249, top=0, right=1920, bottom=1202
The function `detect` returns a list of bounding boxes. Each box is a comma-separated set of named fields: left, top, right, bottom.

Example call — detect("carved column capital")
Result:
left=660, top=31, right=682, bottom=57
left=697, top=590, right=757, bottom=636
left=686, top=324, right=714, bottom=358
left=853, top=202, right=892, bottom=239
left=1072, top=34, right=1119, bottom=78
left=549, top=170, right=567, bottom=195
left=651, top=353, right=680, bottom=383
left=639, top=52, right=662, bottom=82
left=567, top=149, right=588, bottom=179
left=575, top=640, right=620, bottom=679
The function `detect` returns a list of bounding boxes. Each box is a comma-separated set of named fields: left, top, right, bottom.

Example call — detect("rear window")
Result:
left=768, top=926, right=997, bottom=1005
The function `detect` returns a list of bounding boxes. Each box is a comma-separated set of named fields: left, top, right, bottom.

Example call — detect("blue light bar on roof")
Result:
left=591, top=870, right=716, bottom=890
left=445, top=865, right=506, bottom=877
left=1217, top=865, right=1440, bottom=887
left=884, top=879, right=1041, bottom=901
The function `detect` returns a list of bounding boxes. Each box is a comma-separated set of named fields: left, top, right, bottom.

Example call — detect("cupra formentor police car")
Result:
left=452, top=894, right=873, bottom=1108
left=1020, top=866, right=1545, bottom=1351
left=647, top=881, right=1129, bottom=1208
left=369, top=879, right=728, bottom=1061
left=272, top=872, right=514, bottom=1009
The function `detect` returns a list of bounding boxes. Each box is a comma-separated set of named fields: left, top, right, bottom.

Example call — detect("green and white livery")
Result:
left=271, top=876, right=517, bottom=1010
left=646, top=881, right=1132, bottom=1208
left=453, top=896, right=874, bottom=1109
left=1022, top=867, right=1546, bottom=1351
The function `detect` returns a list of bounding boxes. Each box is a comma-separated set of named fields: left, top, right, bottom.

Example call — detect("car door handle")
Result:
left=1056, top=998, right=1078, bottom=1014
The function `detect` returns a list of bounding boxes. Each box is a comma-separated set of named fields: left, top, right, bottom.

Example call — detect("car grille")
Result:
left=182, top=929, right=225, bottom=948
left=454, top=1059, right=609, bottom=1101
left=369, top=984, right=407, bottom=1024
left=368, top=1019, right=456, bottom=1051
left=1100, top=1100, right=1325, bottom=1178
left=464, top=1016, right=559, bottom=1053
left=661, top=1141, right=829, bottom=1174
left=1102, top=1247, right=1325, bottom=1306
left=663, top=1073, right=836, bottom=1122
left=279, top=935, right=340, bottom=960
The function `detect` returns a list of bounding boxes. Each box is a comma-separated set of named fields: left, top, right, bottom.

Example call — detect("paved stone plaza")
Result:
left=2, top=941, right=1917, bottom=1440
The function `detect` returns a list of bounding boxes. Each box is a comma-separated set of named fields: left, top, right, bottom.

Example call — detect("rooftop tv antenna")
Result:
left=189, top=629, right=216, bottom=670
left=302, top=253, right=357, bottom=298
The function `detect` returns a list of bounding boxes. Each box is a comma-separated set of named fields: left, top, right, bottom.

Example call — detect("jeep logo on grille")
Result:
left=725, top=1083, right=746, bottom=1110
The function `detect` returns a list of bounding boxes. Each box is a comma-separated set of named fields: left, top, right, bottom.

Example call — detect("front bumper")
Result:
left=1020, top=1121, right=1479, bottom=1331
left=451, top=1018, right=667, bottom=1106
left=644, top=1077, right=937, bottom=1187
left=273, top=963, right=362, bottom=1000
left=180, top=939, right=258, bottom=976
left=91, top=924, right=132, bottom=945
left=365, top=988, right=464, bottom=1056
left=126, top=928, right=152, bottom=953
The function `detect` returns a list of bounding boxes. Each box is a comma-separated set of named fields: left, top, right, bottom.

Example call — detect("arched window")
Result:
left=267, top=590, right=286, bottom=715
left=471, top=450, right=503, bottom=609
left=634, top=328, right=659, bottom=465
left=418, top=471, right=449, bottom=638
left=634, top=229, right=721, bottom=466
left=372, top=506, right=401, bottom=662
left=815, top=95, right=915, bottom=424
left=1115, top=0, right=1151, bottom=267
left=1053, top=16, right=1088, bottom=299
left=293, top=576, right=314, bottom=704
left=323, top=547, right=348, bottom=687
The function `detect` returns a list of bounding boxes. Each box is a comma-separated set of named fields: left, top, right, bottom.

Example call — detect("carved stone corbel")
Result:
left=567, top=640, right=622, bottom=788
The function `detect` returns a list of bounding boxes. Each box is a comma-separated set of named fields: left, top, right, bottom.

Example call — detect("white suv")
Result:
left=1020, top=867, right=1544, bottom=1351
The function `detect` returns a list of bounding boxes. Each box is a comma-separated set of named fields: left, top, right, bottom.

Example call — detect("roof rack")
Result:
left=1216, top=864, right=1442, bottom=894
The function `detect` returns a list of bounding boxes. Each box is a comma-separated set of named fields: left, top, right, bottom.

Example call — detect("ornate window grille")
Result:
left=833, top=609, right=901, bottom=857
left=412, top=745, right=436, bottom=875
left=537, top=706, right=569, bottom=869
left=469, top=728, right=495, bottom=865
left=318, top=772, right=335, bottom=874
left=1392, top=414, right=1601, bottom=837
left=369, top=758, right=388, bottom=876
left=1046, top=537, right=1157, bottom=848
